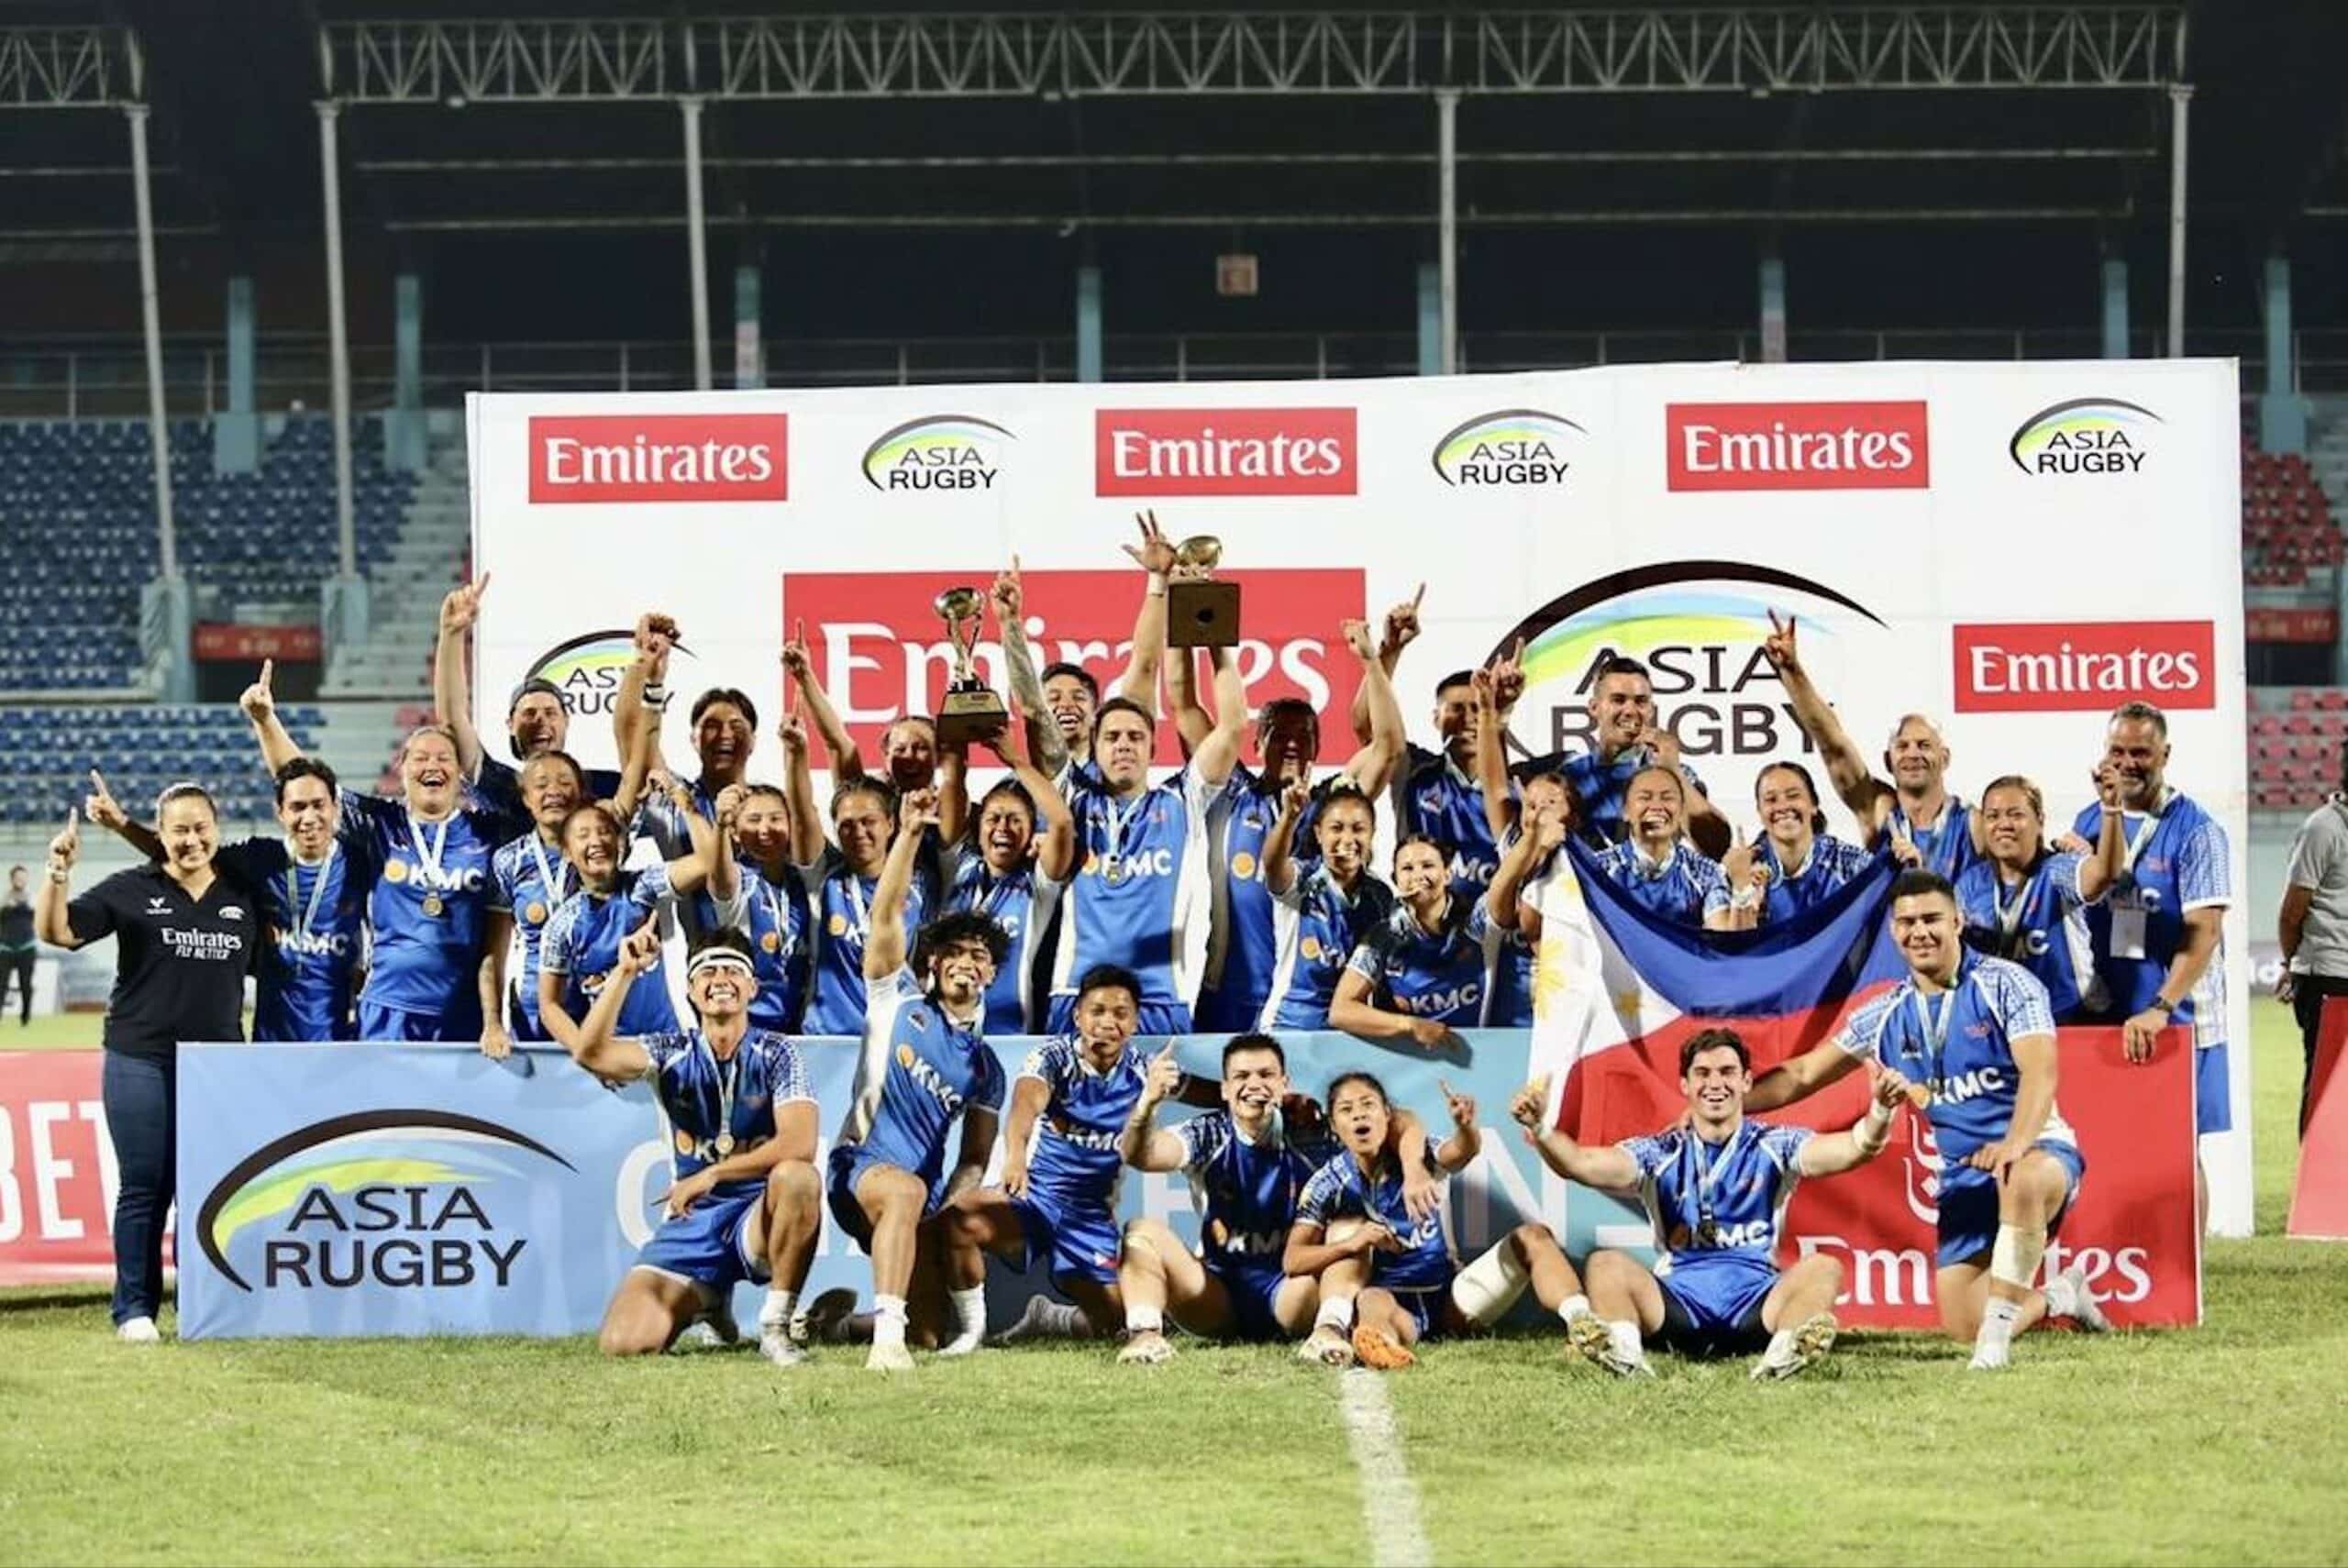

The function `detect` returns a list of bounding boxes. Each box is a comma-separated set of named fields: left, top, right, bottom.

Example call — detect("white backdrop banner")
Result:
left=468, top=360, right=2252, bottom=1231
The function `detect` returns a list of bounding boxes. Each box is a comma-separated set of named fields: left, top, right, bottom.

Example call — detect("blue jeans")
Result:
left=102, top=1052, right=174, bottom=1326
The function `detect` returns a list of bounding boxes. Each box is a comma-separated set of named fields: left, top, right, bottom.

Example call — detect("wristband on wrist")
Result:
left=1146, top=572, right=1168, bottom=597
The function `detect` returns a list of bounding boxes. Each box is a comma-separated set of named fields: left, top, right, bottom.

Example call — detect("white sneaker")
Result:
left=2047, top=1264, right=2112, bottom=1333
left=1751, top=1311, right=1838, bottom=1382
left=758, top=1330, right=807, bottom=1368
left=1118, top=1331, right=1177, bottom=1366
left=1967, top=1342, right=2013, bottom=1372
left=866, top=1340, right=916, bottom=1373
left=115, top=1316, right=161, bottom=1345
left=936, top=1331, right=984, bottom=1358
left=1298, top=1323, right=1356, bottom=1367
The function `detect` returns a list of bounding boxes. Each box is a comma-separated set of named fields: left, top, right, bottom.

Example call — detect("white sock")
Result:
left=1126, top=1304, right=1165, bottom=1335
left=1315, top=1296, right=1357, bottom=1333
left=759, top=1288, right=798, bottom=1331
left=1608, top=1319, right=1645, bottom=1364
left=2041, top=1270, right=2079, bottom=1320
left=1557, top=1293, right=1593, bottom=1323
left=1973, top=1297, right=2021, bottom=1362
left=1763, top=1327, right=1797, bottom=1365
left=873, top=1293, right=909, bottom=1348
left=949, top=1286, right=987, bottom=1342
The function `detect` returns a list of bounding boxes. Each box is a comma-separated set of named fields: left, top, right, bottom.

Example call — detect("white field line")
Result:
left=1336, top=1367, right=1434, bottom=1568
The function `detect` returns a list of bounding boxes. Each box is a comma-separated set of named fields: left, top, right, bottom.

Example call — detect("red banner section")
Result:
left=2288, top=998, right=2348, bottom=1240
left=194, top=623, right=323, bottom=663
left=2247, top=606, right=2338, bottom=645
left=0, top=1051, right=124, bottom=1285
left=781, top=567, right=1366, bottom=767
left=1780, top=1027, right=2200, bottom=1327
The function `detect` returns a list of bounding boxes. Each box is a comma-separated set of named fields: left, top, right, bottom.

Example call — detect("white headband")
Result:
left=686, top=948, right=754, bottom=980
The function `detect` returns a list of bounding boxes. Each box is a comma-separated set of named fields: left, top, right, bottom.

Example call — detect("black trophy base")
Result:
left=1168, top=580, right=1241, bottom=648
left=936, top=687, right=1011, bottom=747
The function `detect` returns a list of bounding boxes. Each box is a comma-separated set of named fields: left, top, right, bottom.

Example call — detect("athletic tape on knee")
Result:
left=1451, top=1239, right=1533, bottom=1327
left=1989, top=1224, right=2046, bottom=1291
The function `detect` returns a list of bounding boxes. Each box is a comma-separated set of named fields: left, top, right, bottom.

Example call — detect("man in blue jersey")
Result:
left=564, top=926, right=825, bottom=1366
left=826, top=789, right=1012, bottom=1371
left=1955, top=772, right=2124, bottom=1021
left=1559, top=656, right=1731, bottom=858
left=2072, top=701, right=2232, bottom=1219
left=929, top=963, right=1150, bottom=1352
left=1765, top=610, right=1981, bottom=880
left=1749, top=870, right=2112, bottom=1369
left=88, top=759, right=368, bottom=1042
left=243, top=662, right=502, bottom=1043
left=1517, top=1028, right=1907, bottom=1380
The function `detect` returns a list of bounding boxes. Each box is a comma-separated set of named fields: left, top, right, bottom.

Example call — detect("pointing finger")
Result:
left=259, top=657, right=274, bottom=688
left=88, top=768, right=109, bottom=797
left=1409, top=580, right=1426, bottom=611
left=477, top=570, right=493, bottom=596
left=1011, top=552, right=1022, bottom=573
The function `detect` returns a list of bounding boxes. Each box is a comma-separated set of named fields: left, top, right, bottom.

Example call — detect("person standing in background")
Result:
left=0, top=865, right=36, bottom=1025
left=2277, top=749, right=2348, bottom=1133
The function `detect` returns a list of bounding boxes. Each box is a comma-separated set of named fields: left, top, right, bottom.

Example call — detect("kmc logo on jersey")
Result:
left=1094, top=406, right=1356, bottom=496
left=528, top=413, right=789, bottom=503
left=1666, top=401, right=1929, bottom=491
left=1430, top=408, right=1587, bottom=487
left=193, top=1110, right=574, bottom=1293
left=2007, top=397, right=2160, bottom=476
left=861, top=414, right=1014, bottom=493
left=1488, top=560, right=1890, bottom=760
left=526, top=630, right=698, bottom=721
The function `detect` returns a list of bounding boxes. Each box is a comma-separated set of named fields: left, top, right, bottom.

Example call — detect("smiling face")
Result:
left=926, top=935, right=997, bottom=1007
left=1884, top=716, right=1948, bottom=797
left=1523, top=773, right=1570, bottom=825
left=1890, top=888, right=1963, bottom=984
left=735, top=788, right=792, bottom=864
left=1434, top=680, right=1478, bottom=764
left=561, top=807, right=622, bottom=889
left=1044, top=671, right=1097, bottom=748
left=832, top=789, right=894, bottom=876
left=1625, top=767, right=1685, bottom=848
left=1755, top=766, right=1818, bottom=854
left=1074, top=983, right=1138, bottom=1066
left=1221, top=1045, right=1289, bottom=1130
left=276, top=773, right=339, bottom=859
left=688, top=957, right=757, bottom=1021
left=1313, top=795, right=1375, bottom=881
left=509, top=690, right=569, bottom=758
left=1329, top=1078, right=1391, bottom=1160
left=1681, top=1044, right=1751, bottom=1135
left=520, top=754, right=583, bottom=836
left=1258, top=705, right=1319, bottom=786
left=1978, top=782, right=2043, bottom=868
left=1096, top=708, right=1156, bottom=792
left=977, top=789, right=1035, bottom=873
left=695, top=700, right=754, bottom=780
left=157, top=793, right=218, bottom=878
left=882, top=717, right=936, bottom=791
left=400, top=729, right=460, bottom=817
left=1589, top=670, right=1655, bottom=755
left=1393, top=839, right=1449, bottom=905
left=2102, top=715, right=2169, bottom=811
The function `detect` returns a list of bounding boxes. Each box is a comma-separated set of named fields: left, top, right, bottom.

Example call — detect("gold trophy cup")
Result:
left=1167, top=535, right=1241, bottom=648
left=932, top=587, right=1011, bottom=745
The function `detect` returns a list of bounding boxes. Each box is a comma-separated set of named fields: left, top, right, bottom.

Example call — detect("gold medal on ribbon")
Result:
left=420, top=892, right=445, bottom=918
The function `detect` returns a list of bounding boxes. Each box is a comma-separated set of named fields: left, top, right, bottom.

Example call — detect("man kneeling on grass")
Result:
left=1283, top=1072, right=1588, bottom=1370
left=1511, top=1027, right=1906, bottom=1382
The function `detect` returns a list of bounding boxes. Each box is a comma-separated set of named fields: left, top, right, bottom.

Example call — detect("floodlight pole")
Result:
left=681, top=95, right=713, bottom=391
left=317, top=100, right=358, bottom=578
left=125, top=103, right=177, bottom=580
left=1435, top=88, right=1459, bottom=375
left=2165, top=83, right=2191, bottom=358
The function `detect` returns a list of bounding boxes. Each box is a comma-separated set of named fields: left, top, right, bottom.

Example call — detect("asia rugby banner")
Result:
left=464, top=360, right=2251, bottom=1231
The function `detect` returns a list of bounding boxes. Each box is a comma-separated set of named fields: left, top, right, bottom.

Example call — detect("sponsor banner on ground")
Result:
left=172, top=1029, right=2194, bottom=1339
left=467, top=360, right=2251, bottom=1231
left=0, top=1050, right=133, bottom=1285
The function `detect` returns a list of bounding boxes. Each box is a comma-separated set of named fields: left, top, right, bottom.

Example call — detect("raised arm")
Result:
left=777, top=701, right=826, bottom=868
left=1114, top=511, right=1176, bottom=709
left=1761, top=610, right=1887, bottom=832
left=991, top=555, right=1067, bottom=776
left=433, top=574, right=491, bottom=778
left=32, top=811, right=83, bottom=949
left=1164, top=646, right=1213, bottom=759
left=1189, top=635, right=1247, bottom=789
left=2074, top=764, right=2128, bottom=902
left=564, top=922, right=659, bottom=1084
left=1339, top=617, right=1407, bottom=799
left=1487, top=800, right=1564, bottom=937
left=1117, top=1044, right=1191, bottom=1171
left=1260, top=775, right=1310, bottom=898
left=1431, top=1080, right=1481, bottom=1171
left=862, top=788, right=935, bottom=979
left=1353, top=583, right=1423, bottom=746
left=1744, top=1036, right=1866, bottom=1112
left=1508, top=1077, right=1640, bottom=1188
left=1794, top=1065, right=1909, bottom=1176
left=240, top=659, right=302, bottom=774
left=612, top=611, right=678, bottom=770
left=936, top=742, right=970, bottom=847
left=83, top=769, right=163, bottom=863
left=978, top=721, right=1076, bottom=882
left=665, top=779, right=735, bottom=899
left=704, top=787, right=745, bottom=907
left=782, top=617, right=865, bottom=782
left=605, top=645, right=662, bottom=822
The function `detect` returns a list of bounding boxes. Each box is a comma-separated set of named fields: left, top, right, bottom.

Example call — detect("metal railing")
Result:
left=5, top=325, right=2344, bottom=416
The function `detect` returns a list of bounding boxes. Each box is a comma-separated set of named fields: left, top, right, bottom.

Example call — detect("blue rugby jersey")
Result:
left=703, top=857, right=814, bottom=1034
left=803, top=846, right=936, bottom=1038
left=1016, top=1036, right=1151, bottom=1210
left=1833, top=950, right=2073, bottom=1165
left=835, top=966, right=1004, bottom=1198
left=1259, top=863, right=1394, bottom=1031
left=2071, top=790, right=2232, bottom=1048
left=1177, top=1108, right=1341, bottom=1271
left=1617, top=1121, right=1811, bottom=1272
left=1197, top=767, right=1314, bottom=1032
left=1593, top=839, right=1731, bottom=926
left=944, top=846, right=1061, bottom=1035
left=1955, top=851, right=2102, bottom=1021
left=219, top=837, right=368, bottom=1042
left=488, top=828, right=577, bottom=1038
left=1883, top=795, right=1980, bottom=882
left=1756, top=834, right=1877, bottom=926
left=1346, top=886, right=1502, bottom=1026
left=338, top=791, right=500, bottom=1025
left=539, top=864, right=679, bottom=1037
left=1049, top=766, right=1219, bottom=1017
left=1392, top=744, right=1502, bottom=889
left=638, top=1027, right=815, bottom=1198
left=1561, top=749, right=1709, bottom=852
left=1297, top=1146, right=1453, bottom=1290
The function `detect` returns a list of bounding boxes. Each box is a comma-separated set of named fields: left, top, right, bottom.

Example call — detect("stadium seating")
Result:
left=0, top=417, right=411, bottom=690
left=0, top=702, right=323, bottom=824
left=2241, top=443, right=2341, bottom=587
left=2249, top=689, right=2348, bottom=812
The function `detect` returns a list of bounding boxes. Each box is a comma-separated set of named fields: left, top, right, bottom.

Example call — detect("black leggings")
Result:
left=0, top=952, right=31, bottom=1023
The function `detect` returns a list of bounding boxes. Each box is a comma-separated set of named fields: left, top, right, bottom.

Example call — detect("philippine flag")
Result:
left=1525, top=843, right=1909, bottom=1144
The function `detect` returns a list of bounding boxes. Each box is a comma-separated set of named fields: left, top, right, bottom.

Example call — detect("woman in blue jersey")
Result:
left=1257, top=778, right=1392, bottom=1030
left=480, top=751, right=588, bottom=1056
left=1955, top=771, right=2125, bottom=1021
left=803, top=776, right=934, bottom=1037
left=1329, top=834, right=1512, bottom=1052
left=941, top=723, right=1076, bottom=1034
left=1719, top=762, right=1879, bottom=928
left=703, top=782, right=814, bottom=1034
left=1589, top=766, right=1735, bottom=930
left=537, top=792, right=713, bottom=1045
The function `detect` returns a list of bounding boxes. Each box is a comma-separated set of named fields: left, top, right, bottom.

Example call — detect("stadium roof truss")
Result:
left=319, top=7, right=2187, bottom=104
left=0, top=24, right=139, bottom=108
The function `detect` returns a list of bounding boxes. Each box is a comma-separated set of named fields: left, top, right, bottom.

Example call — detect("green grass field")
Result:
left=4, top=1004, right=2343, bottom=1566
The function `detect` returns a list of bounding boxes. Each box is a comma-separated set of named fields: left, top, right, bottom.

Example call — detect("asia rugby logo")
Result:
left=1430, top=409, right=1586, bottom=487
left=1488, top=560, right=1888, bottom=758
left=861, top=414, right=1014, bottom=493
left=526, top=630, right=696, bottom=720
left=2007, top=396, right=2160, bottom=476
left=193, top=1110, right=576, bottom=1293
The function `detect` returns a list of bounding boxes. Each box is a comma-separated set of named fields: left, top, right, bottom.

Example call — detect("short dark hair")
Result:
left=507, top=677, right=565, bottom=718
left=831, top=776, right=897, bottom=823
left=690, top=687, right=759, bottom=730
left=1041, top=661, right=1101, bottom=701
left=518, top=748, right=586, bottom=797
left=1393, top=832, right=1451, bottom=867
left=559, top=801, right=627, bottom=845
left=914, top=910, right=1012, bottom=973
left=688, top=928, right=756, bottom=967
left=1257, top=696, right=1318, bottom=734
left=974, top=777, right=1036, bottom=834
left=1326, top=1070, right=1390, bottom=1112
left=1755, top=760, right=1830, bottom=835
left=273, top=756, right=339, bottom=802
left=1434, top=669, right=1478, bottom=700
left=1074, top=963, right=1144, bottom=1010
left=155, top=781, right=219, bottom=819
left=1679, top=1027, right=1751, bottom=1077
left=1090, top=695, right=1155, bottom=753
left=1594, top=655, right=1652, bottom=687
left=1222, top=1032, right=1286, bottom=1071
left=1890, top=867, right=1959, bottom=907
